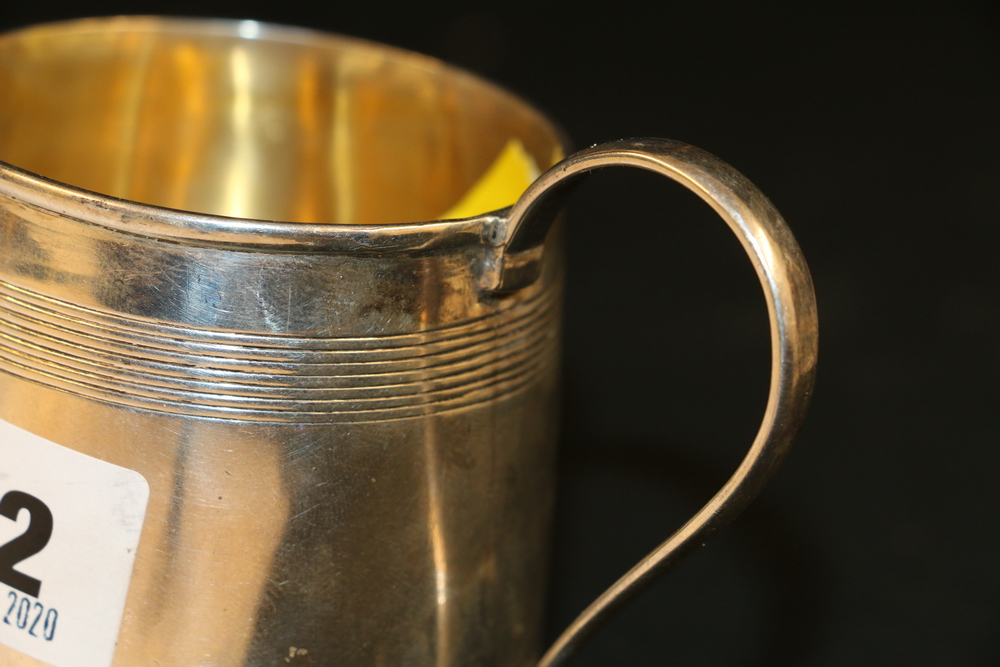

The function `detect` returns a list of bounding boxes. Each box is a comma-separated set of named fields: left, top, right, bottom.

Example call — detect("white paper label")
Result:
left=0, top=420, right=149, bottom=667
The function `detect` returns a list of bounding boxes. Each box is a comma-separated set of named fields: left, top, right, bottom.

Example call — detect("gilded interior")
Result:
left=0, top=17, right=562, bottom=224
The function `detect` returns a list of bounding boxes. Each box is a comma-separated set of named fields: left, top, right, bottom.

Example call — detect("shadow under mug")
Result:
left=0, top=17, right=816, bottom=667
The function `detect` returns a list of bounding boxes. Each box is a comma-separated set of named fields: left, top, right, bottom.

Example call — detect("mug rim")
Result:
left=0, top=16, right=567, bottom=254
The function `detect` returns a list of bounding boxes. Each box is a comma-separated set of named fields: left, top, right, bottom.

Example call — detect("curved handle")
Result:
left=492, top=138, right=818, bottom=667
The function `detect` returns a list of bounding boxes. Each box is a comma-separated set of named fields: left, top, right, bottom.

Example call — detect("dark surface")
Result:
left=3, top=1, right=999, bottom=664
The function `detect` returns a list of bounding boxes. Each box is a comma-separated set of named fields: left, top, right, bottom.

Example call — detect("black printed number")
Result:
left=3, top=590, right=57, bottom=641
left=0, top=491, right=53, bottom=598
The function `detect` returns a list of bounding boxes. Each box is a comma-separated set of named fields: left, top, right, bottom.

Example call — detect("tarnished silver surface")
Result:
left=0, top=17, right=564, bottom=667
left=0, top=16, right=817, bottom=667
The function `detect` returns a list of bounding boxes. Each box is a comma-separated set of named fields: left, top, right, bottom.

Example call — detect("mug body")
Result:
left=0, top=18, right=564, bottom=667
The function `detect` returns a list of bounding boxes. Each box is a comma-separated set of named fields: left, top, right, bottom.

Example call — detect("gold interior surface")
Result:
left=0, top=17, right=562, bottom=224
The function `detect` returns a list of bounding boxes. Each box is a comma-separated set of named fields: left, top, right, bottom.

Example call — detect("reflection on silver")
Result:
left=0, top=17, right=816, bottom=667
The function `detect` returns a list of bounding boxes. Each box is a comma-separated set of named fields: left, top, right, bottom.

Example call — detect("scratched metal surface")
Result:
left=0, top=18, right=564, bottom=666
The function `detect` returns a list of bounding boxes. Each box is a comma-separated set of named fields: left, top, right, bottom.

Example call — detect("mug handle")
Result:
left=487, top=138, right=818, bottom=667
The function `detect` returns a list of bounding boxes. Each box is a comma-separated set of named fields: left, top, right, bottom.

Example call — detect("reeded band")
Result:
left=0, top=278, right=559, bottom=422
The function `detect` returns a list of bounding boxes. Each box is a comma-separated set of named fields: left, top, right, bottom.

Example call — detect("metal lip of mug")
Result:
left=0, top=16, right=817, bottom=667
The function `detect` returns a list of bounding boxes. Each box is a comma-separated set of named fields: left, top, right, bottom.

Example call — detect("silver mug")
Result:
left=0, top=17, right=817, bottom=667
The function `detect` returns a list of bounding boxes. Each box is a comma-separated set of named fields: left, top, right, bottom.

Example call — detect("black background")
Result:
left=3, top=2, right=999, bottom=664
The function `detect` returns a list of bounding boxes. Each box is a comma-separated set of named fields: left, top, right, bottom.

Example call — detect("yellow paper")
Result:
left=440, top=138, right=541, bottom=219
